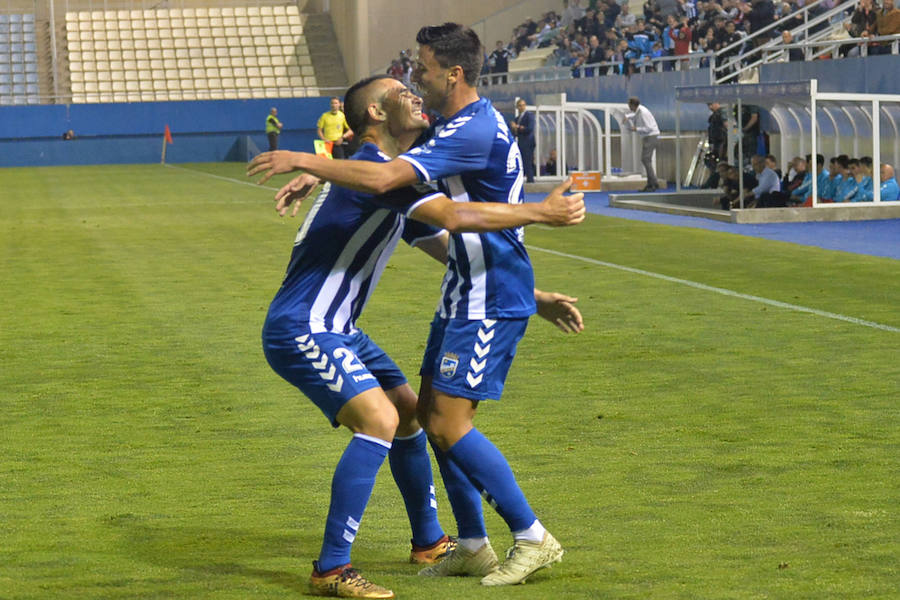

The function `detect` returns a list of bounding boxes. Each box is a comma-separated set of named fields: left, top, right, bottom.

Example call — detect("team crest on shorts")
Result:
left=439, top=353, right=459, bottom=379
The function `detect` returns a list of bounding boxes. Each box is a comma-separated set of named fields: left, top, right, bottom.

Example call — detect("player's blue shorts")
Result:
left=420, top=316, right=528, bottom=401
left=262, top=320, right=407, bottom=427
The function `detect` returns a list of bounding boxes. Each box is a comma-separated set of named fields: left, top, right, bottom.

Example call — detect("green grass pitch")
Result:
left=1, top=162, right=898, bottom=599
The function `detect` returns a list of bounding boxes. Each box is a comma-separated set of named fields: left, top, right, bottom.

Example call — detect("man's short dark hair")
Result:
left=860, top=156, right=873, bottom=168
left=416, top=23, right=484, bottom=87
left=343, top=75, right=393, bottom=134
left=836, top=155, right=850, bottom=169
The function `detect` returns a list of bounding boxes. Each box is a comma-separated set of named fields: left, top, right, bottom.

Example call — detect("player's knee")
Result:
left=365, top=408, right=399, bottom=441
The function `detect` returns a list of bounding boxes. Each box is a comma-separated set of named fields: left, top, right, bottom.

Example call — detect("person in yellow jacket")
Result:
left=317, top=97, right=353, bottom=159
left=266, top=107, right=283, bottom=151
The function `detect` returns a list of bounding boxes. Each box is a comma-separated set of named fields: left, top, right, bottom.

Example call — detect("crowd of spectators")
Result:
left=469, top=0, right=900, bottom=82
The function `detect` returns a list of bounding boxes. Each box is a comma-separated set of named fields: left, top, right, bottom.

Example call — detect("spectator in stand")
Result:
left=602, top=0, right=622, bottom=29
left=561, top=0, right=587, bottom=29
left=578, top=34, right=608, bottom=75
left=488, top=40, right=511, bottom=84
left=670, top=15, right=693, bottom=64
left=387, top=59, right=403, bottom=80
left=576, top=8, right=604, bottom=38
left=878, top=163, right=900, bottom=201
left=780, top=30, right=805, bottom=61
left=617, top=3, right=638, bottom=29
left=872, top=0, right=900, bottom=54
left=745, top=0, right=777, bottom=44
left=657, top=0, right=682, bottom=20
left=744, top=154, right=781, bottom=207
left=510, top=98, right=537, bottom=183
left=844, top=0, right=879, bottom=56
left=662, top=15, right=678, bottom=68
left=719, top=20, right=746, bottom=71
left=709, top=16, right=730, bottom=51
left=721, top=0, right=741, bottom=21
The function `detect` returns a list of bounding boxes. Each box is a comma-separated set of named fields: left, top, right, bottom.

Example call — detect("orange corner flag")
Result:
left=164, top=125, right=174, bottom=144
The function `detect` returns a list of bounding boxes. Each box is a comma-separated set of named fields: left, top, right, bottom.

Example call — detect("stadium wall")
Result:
left=329, top=0, right=561, bottom=81
left=0, top=97, right=329, bottom=167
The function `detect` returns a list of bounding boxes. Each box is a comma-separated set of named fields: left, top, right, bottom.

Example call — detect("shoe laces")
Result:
left=340, top=568, right=378, bottom=591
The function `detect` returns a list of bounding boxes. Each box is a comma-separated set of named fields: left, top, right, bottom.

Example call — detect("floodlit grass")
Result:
left=2, top=162, right=898, bottom=599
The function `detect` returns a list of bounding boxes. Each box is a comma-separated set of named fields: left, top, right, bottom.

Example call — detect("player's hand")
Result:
left=247, top=151, right=303, bottom=185
left=541, top=177, right=585, bottom=226
left=275, top=174, right=321, bottom=217
left=535, top=290, right=583, bottom=334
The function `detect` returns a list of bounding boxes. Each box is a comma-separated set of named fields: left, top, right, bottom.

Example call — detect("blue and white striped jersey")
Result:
left=399, top=97, right=536, bottom=320
left=266, top=142, right=444, bottom=335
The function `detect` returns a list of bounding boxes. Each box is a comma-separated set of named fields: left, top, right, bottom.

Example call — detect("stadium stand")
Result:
left=0, top=12, right=40, bottom=105
left=64, top=4, right=318, bottom=103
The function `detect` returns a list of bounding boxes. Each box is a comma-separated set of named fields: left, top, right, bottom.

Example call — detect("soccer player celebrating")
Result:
left=254, top=71, right=584, bottom=598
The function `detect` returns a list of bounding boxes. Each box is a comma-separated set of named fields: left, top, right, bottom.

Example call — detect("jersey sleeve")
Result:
left=397, top=115, right=494, bottom=183
left=368, top=182, right=445, bottom=218
left=316, top=114, right=325, bottom=130
left=401, top=217, right=444, bottom=247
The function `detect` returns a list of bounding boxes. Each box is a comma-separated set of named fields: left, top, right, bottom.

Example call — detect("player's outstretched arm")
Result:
left=409, top=178, right=585, bottom=233
left=275, top=173, right=322, bottom=217
left=534, top=288, right=583, bottom=334
left=248, top=150, right=417, bottom=194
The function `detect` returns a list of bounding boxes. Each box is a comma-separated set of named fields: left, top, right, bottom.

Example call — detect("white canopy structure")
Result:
left=675, top=79, right=900, bottom=208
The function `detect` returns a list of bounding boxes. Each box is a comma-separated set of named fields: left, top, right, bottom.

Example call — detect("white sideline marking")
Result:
left=528, top=245, right=900, bottom=333
left=163, top=163, right=281, bottom=191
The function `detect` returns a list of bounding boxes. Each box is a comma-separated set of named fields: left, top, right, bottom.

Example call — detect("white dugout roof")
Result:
left=674, top=79, right=900, bottom=206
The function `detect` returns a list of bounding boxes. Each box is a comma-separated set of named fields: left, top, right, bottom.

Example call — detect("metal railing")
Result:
left=713, top=0, right=857, bottom=83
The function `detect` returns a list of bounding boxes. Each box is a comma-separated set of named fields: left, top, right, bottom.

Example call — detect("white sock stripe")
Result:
left=353, top=432, right=393, bottom=449
left=346, top=516, right=360, bottom=530
left=393, top=428, right=425, bottom=441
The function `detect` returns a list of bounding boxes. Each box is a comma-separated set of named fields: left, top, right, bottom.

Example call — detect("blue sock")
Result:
left=388, top=429, right=445, bottom=547
left=430, top=439, right=487, bottom=539
left=317, top=433, right=390, bottom=572
left=447, top=428, right=536, bottom=532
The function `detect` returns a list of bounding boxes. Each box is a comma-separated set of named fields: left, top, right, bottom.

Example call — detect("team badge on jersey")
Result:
left=439, top=352, right=460, bottom=379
